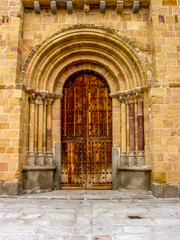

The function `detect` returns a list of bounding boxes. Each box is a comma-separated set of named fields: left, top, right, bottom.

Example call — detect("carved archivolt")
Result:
left=20, top=24, right=152, bottom=92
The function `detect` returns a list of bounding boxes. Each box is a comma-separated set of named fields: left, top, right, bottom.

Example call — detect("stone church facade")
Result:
left=0, top=0, right=180, bottom=197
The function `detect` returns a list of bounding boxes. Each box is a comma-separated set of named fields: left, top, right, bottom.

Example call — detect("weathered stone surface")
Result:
left=54, top=142, right=61, bottom=190
left=23, top=166, right=55, bottom=191
left=112, top=147, right=120, bottom=190
left=119, top=168, right=151, bottom=190
left=151, top=183, right=164, bottom=198
left=0, top=194, right=180, bottom=239
left=152, top=183, right=180, bottom=198
left=164, top=185, right=179, bottom=198
left=0, top=181, right=20, bottom=196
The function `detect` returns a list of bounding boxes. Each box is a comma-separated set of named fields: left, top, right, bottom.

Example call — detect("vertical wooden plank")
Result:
left=74, top=84, right=76, bottom=137
left=97, top=78, right=100, bottom=137
left=104, top=141, right=107, bottom=183
left=85, top=73, right=89, bottom=188
left=64, top=89, right=66, bottom=137
left=106, top=88, right=109, bottom=136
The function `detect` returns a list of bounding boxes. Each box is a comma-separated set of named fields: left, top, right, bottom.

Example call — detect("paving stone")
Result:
left=22, top=213, right=42, bottom=220
left=151, top=233, right=180, bottom=240
left=75, top=216, right=91, bottom=225
left=0, top=234, right=43, bottom=240
left=27, top=219, right=50, bottom=226
left=93, top=226, right=123, bottom=235
left=70, top=236, right=90, bottom=240
left=43, top=235, right=64, bottom=240
left=42, top=213, right=74, bottom=220
left=151, top=225, right=180, bottom=233
left=92, top=235, right=112, bottom=240
left=153, top=218, right=180, bottom=225
left=113, top=234, right=151, bottom=240
left=73, top=225, right=92, bottom=235
left=0, top=225, right=37, bottom=234
left=0, top=191, right=180, bottom=240
left=49, top=219, right=74, bottom=227
left=123, top=226, right=151, bottom=234
left=125, top=219, right=155, bottom=226
left=37, top=226, right=73, bottom=234
left=4, top=212, right=22, bottom=219
left=0, top=219, right=25, bottom=225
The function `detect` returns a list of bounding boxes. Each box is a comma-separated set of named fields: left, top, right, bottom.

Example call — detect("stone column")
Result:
left=34, top=101, right=38, bottom=157
left=43, top=99, right=47, bottom=157
left=135, top=102, right=138, bottom=154
left=128, top=103, right=136, bottom=166
left=27, top=98, right=35, bottom=166
left=36, top=98, right=44, bottom=166
left=137, top=101, right=145, bottom=166
left=120, top=101, right=127, bottom=166
left=46, top=99, right=54, bottom=165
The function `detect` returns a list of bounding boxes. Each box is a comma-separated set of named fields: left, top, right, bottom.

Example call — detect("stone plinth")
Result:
left=23, top=166, right=56, bottom=193
left=118, top=166, right=151, bottom=190
left=0, top=181, right=20, bottom=196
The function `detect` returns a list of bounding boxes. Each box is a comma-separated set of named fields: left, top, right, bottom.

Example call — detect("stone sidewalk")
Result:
left=0, top=190, right=180, bottom=240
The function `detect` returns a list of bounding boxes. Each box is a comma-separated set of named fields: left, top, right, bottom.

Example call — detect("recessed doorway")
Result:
left=61, top=71, right=112, bottom=189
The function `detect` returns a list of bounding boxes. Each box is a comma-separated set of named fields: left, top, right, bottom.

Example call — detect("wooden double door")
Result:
left=61, top=71, right=112, bottom=189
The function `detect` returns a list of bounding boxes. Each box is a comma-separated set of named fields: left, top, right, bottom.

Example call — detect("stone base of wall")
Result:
left=23, top=166, right=56, bottom=193
left=118, top=166, right=151, bottom=190
left=0, top=180, right=20, bottom=196
left=151, top=183, right=180, bottom=198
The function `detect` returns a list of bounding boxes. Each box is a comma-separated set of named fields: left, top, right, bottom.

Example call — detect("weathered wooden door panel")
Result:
left=61, top=71, right=112, bottom=189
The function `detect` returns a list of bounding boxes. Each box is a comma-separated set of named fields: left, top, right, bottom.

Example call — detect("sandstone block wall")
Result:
left=149, top=0, right=180, bottom=187
left=0, top=0, right=27, bottom=189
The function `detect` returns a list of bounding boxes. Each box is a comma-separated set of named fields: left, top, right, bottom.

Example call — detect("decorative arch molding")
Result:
left=20, top=24, right=151, bottom=92
left=54, top=62, right=119, bottom=94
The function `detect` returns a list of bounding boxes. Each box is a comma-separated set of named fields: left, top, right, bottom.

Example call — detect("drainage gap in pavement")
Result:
left=128, top=215, right=142, bottom=219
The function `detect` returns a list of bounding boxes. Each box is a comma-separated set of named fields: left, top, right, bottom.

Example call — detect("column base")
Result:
left=36, top=151, right=44, bottom=166
left=23, top=166, right=56, bottom=192
left=27, top=152, right=35, bottom=166
left=120, top=152, right=127, bottom=167
left=0, top=180, right=20, bottom=196
left=128, top=151, right=136, bottom=167
left=137, top=151, right=145, bottom=166
left=112, top=147, right=120, bottom=190
left=118, top=166, right=151, bottom=190
left=46, top=151, right=53, bottom=166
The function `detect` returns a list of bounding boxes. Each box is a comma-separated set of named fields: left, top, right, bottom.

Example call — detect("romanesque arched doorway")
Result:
left=22, top=25, right=151, bottom=193
left=61, top=71, right=112, bottom=189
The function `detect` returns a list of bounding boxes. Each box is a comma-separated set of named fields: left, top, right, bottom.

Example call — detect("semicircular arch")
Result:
left=21, top=24, right=150, bottom=93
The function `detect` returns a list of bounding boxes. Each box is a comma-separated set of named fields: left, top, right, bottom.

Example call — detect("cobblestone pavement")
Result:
left=0, top=190, right=180, bottom=240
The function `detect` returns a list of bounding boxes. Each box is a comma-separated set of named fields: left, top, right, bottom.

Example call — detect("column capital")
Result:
left=119, top=96, right=126, bottom=103
left=36, top=97, right=44, bottom=105
left=111, top=87, right=146, bottom=103
left=47, top=98, right=54, bottom=106
left=29, top=94, right=36, bottom=104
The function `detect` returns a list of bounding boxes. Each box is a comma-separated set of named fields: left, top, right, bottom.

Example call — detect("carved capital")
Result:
left=36, top=97, right=44, bottom=105
left=126, top=94, right=136, bottom=104
left=112, top=86, right=147, bottom=103
left=47, top=98, right=54, bottom=106
left=29, top=94, right=36, bottom=104
left=119, top=96, right=126, bottom=103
